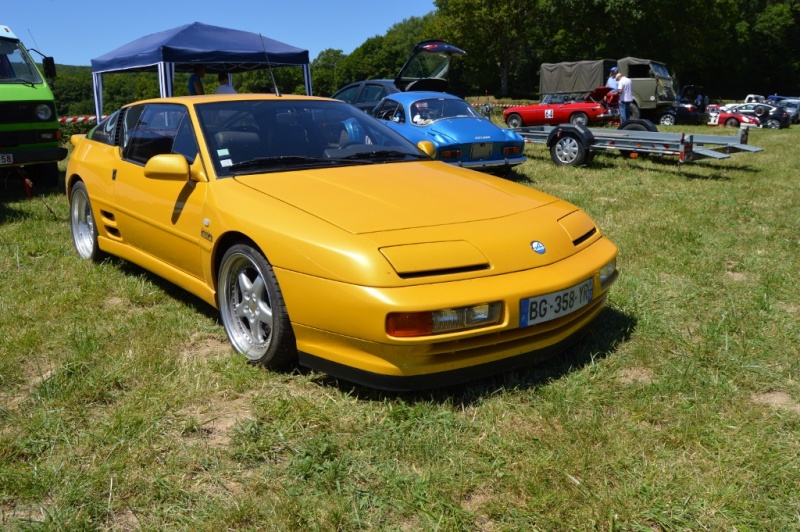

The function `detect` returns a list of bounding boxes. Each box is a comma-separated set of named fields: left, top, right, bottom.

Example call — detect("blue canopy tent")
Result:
left=90, top=22, right=312, bottom=119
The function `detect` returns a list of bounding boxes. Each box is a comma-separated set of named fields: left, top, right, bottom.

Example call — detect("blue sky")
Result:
left=3, top=0, right=437, bottom=66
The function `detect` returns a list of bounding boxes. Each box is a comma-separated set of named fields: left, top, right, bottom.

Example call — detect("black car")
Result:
left=724, top=103, right=791, bottom=129
left=657, top=85, right=709, bottom=126
left=331, top=40, right=466, bottom=113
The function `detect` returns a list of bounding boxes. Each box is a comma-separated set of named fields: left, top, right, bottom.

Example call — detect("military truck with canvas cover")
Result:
left=540, top=57, right=676, bottom=120
left=0, top=25, right=66, bottom=189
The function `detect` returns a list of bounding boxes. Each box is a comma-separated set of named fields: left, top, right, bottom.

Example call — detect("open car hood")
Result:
left=394, top=40, right=466, bottom=93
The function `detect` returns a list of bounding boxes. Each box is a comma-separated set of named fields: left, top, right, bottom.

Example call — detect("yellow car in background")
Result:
left=66, top=94, right=618, bottom=391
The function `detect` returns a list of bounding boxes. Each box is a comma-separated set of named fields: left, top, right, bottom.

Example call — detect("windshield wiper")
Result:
left=228, top=155, right=331, bottom=171
left=337, top=150, right=429, bottom=161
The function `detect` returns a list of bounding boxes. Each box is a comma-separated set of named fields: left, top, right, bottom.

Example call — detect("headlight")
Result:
left=600, top=258, right=617, bottom=286
left=387, top=302, right=503, bottom=338
left=35, top=104, right=53, bottom=121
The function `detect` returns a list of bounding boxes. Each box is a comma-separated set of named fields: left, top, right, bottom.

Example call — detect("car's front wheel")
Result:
left=69, top=181, right=106, bottom=262
left=505, top=113, right=523, bottom=129
left=218, top=243, right=297, bottom=367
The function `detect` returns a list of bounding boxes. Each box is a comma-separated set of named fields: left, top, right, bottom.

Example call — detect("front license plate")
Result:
left=519, top=278, right=594, bottom=327
left=0, top=153, right=13, bottom=165
left=471, top=142, right=492, bottom=159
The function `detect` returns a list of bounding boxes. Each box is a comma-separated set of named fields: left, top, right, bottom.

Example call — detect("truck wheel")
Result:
left=506, top=113, right=523, bottom=128
left=569, top=112, right=588, bottom=126
left=25, top=162, right=60, bottom=189
left=550, top=134, right=586, bottom=166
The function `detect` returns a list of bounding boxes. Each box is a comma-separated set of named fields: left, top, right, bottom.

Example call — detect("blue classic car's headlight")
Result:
left=387, top=302, right=503, bottom=337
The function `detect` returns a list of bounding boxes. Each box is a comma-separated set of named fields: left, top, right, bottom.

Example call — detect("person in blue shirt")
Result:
left=188, top=65, right=206, bottom=95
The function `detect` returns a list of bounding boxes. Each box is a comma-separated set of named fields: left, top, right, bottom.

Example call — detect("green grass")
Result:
left=1, top=124, right=799, bottom=530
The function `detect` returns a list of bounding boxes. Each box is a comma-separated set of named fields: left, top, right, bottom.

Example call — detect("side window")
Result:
left=358, top=84, right=387, bottom=104
left=123, top=103, right=191, bottom=165
left=87, top=109, right=121, bottom=146
left=332, top=85, right=360, bottom=104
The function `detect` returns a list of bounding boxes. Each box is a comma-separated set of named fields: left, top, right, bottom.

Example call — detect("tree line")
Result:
left=53, top=0, right=799, bottom=121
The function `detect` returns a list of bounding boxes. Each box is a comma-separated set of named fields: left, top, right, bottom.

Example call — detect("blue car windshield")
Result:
left=195, top=99, right=428, bottom=176
left=409, top=98, right=480, bottom=125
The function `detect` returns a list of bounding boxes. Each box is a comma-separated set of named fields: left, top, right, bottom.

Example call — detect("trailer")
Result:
left=514, top=120, right=762, bottom=166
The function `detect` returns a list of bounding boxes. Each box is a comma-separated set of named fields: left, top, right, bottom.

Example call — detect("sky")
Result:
left=3, top=0, right=438, bottom=66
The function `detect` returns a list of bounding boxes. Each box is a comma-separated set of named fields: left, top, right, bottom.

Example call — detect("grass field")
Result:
left=1, top=123, right=798, bottom=530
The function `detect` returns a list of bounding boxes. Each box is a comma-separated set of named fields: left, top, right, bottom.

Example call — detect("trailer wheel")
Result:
left=550, top=134, right=586, bottom=166
left=506, top=113, right=523, bottom=128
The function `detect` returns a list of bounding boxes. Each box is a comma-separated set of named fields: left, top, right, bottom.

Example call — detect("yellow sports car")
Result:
left=66, top=94, right=618, bottom=391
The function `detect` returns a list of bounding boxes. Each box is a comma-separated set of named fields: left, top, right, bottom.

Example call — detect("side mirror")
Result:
left=144, top=154, right=192, bottom=181
left=417, top=141, right=436, bottom=158
left=42, top=57, right=56, bottom=79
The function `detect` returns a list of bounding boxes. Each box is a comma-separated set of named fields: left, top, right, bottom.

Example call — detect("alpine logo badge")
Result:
left=531, top=241, right=546, bottom=254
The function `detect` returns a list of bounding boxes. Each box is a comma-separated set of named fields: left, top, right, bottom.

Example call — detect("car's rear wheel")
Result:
left=550, top=134, right=586, bottom=166
left=765, top=118, right=781, bottom=129
left=505, top=113, right=523, bottom=128
left=724, top=117, right=740, bottom=127
left=569, top=112, right=588, bottom=126
left=659, top=113, right=676, bottom=126
left=69, top=181, right=106, bottom=262
left=218, top=243, right=297, bottom=368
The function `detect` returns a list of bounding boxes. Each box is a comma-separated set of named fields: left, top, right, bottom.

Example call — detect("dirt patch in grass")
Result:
left=618, top=367, right=654, bottom=385
left=751, top=391, right=800, bottom=414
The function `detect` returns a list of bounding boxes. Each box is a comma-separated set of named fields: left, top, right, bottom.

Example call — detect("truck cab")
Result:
left=0, top=25, right=66, bottom=189
left=617, top=57, right=677, bottom=120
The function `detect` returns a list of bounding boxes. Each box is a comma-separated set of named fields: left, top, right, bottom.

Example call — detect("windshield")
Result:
left=410, top=97, right=480, bottom=125
left=0, top=39, right=44, bottom=84
left=196, top=99, right=429, bottom=177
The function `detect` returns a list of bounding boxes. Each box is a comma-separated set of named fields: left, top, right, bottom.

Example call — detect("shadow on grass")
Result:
left=311, top=306, right=637, bottom=405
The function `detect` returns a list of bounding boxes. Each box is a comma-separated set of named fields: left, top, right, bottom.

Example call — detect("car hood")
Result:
left=234, top=161, right=551, bottom=235
left=424, top=117, right=519, bottom=144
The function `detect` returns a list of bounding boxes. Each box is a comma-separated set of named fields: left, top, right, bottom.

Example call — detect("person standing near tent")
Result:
left=216, top=73, right=237, bottom=94
left=188, top=65, right=206, bottom=95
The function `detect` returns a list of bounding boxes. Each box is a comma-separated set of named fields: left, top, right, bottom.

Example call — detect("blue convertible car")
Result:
left=371, top=91, right=526, bottom=173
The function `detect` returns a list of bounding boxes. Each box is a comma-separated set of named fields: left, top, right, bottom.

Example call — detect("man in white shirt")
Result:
left=215, top=73, right=237, bottom=94
left=615, top=72, right=633, bottom=122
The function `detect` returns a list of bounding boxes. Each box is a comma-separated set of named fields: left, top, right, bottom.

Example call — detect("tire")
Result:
left=69, top=181, right=106, bottom=262
left=659, top=113, right=676, bottom=126
left=218, top=243, right=297, bottom=368
left=765, top=118, right=780, bottom=129
left=550, top=134, right=586, bottom=166
left=25, top=162, right=59, bottom=189
left=629, top=102, right=641, bottom=120
left=724, top=118, right=739, bottom=128
left=569, top=112, right=588, bottom=126
left=505, top=113, right=523, bottom=129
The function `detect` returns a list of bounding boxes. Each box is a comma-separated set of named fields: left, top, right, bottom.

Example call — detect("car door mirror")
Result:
left=144, top=154, right=191, bottom=181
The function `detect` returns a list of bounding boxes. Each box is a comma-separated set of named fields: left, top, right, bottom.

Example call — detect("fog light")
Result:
left=387, top=302, right=503, bottom=337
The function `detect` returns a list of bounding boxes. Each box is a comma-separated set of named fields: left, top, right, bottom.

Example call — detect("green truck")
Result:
left=0, top=24, right=66, bottom=189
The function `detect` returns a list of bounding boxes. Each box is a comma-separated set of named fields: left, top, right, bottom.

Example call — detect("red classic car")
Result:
left=504, top=87, right=615, bottom=128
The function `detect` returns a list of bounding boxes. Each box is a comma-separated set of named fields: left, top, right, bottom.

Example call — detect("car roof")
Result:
left=382, top=91, right=462, bottom=105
